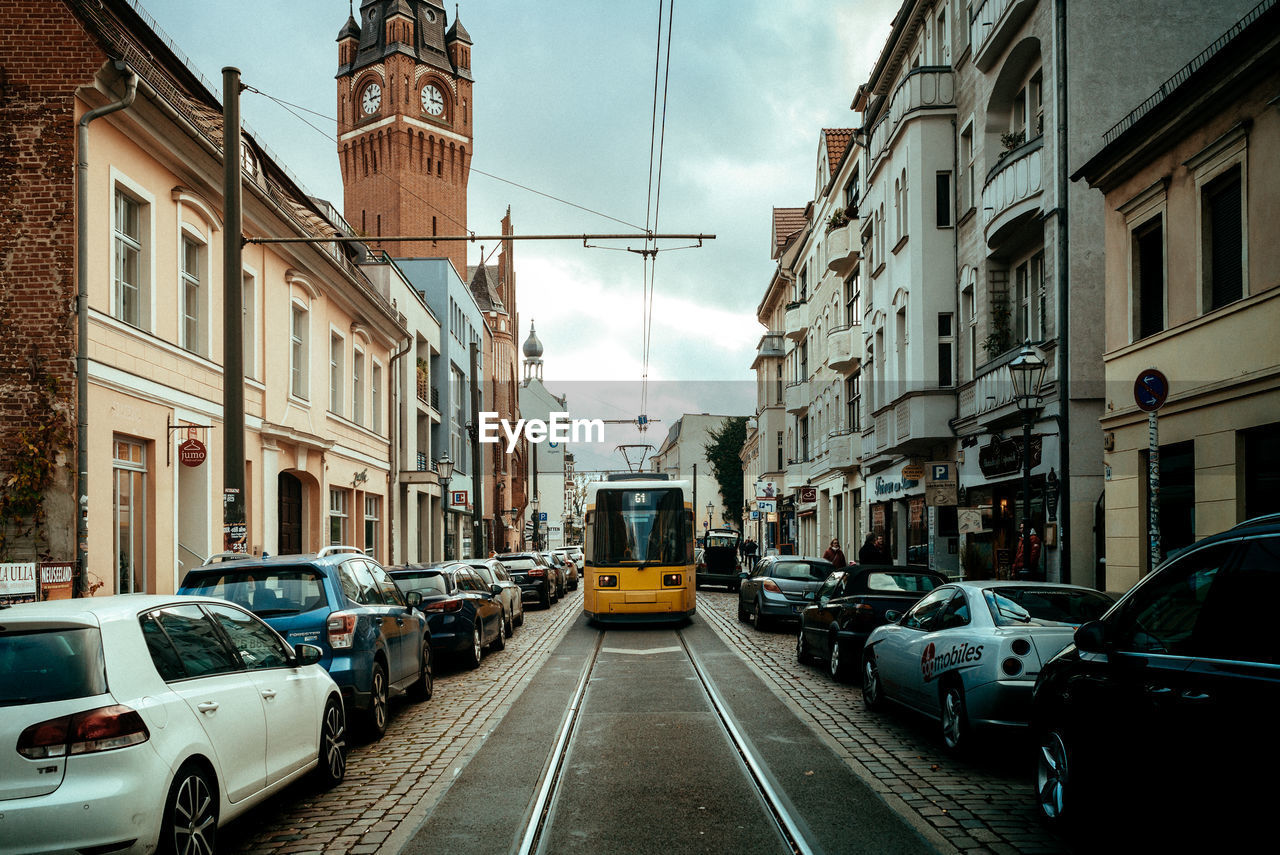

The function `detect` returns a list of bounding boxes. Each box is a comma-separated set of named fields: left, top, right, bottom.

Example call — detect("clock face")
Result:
left=361, top=83, right=382, bottom=115
left=421, top=84, right=445, bottom=116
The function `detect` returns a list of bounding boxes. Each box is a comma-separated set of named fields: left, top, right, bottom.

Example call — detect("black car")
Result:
left=1031, top=514, right=1280, bottom=829
left=797, top=565, right=947, bottom=681
left=388, top=563, right=505, bottom=669
left=497, top=552, right=557, bottom=608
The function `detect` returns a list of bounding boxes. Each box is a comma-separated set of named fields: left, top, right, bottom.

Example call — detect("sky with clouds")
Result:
left=140, top=0, right=901, bottom=470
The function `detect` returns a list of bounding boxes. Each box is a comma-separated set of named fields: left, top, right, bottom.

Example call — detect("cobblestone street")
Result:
left=695, top=589, right=1069, bottom=855
left=221, top=590, right=1069, bottom=854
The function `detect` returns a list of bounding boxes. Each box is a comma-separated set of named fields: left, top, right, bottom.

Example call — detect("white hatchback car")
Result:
left=0, top=594, right=346, bottom=855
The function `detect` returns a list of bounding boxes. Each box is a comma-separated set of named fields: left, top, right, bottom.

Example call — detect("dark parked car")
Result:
left=498, top=552, right=558, bottom=608
left=698, top=529, right=741, bottom=590
left=542, top=551, right=571, bottom=596
left=465, top=558, right=525, bottom=632
left=737, top=556, right=835, bottom=630
left=388, top=563, right=505, bottom=669
left=549, top=549, right=580, bottom=591
left=1031, top=514, right=1280, bottom=829
left=797, top=565, right=948, bottom=681
left=178, top=546, right=431, bottom=739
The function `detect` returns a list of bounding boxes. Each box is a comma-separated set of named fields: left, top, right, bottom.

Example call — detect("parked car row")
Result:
left=1, top=544, right=587, bottom=855
left=764, top=513, right=1280, bottom=834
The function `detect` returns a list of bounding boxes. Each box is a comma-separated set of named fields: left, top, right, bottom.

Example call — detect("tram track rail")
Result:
left=515, top=625, right=818, bottom=855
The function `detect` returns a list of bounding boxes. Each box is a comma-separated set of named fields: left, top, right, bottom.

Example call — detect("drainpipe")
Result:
left=387, top=335, right=412, bottom=563
left=75, top=62, right=137, bottom=597
left=1053, top=0, right=1071, bottom=583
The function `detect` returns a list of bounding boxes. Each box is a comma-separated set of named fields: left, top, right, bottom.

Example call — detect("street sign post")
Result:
left=1135, top=368, right=1168, bottom=575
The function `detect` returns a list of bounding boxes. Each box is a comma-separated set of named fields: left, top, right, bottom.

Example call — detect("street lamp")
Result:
left=706, top=501, right=714, bottom=537
left=436, top=452, right=454, bottom=560
left=530, top=494, right=541, bottom=551
left=1009, top=341, right=1047, bottom=580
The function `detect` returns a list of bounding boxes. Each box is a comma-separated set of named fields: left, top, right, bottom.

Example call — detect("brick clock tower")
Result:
left=337, top=1, right=472, bottom=276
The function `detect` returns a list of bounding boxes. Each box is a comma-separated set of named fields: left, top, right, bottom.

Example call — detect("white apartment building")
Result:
left=651, top=414, right=743, bottom=535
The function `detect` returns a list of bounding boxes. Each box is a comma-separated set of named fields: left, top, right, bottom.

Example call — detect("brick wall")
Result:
left=0, top=0, right=106, bottom=559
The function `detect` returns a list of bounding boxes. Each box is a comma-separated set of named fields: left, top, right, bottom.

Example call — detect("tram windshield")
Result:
left=592, top=488, right=691, bottom=566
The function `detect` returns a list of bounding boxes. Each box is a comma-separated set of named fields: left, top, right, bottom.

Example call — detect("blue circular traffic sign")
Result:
left=1134, top=368, right=1169, bottom=412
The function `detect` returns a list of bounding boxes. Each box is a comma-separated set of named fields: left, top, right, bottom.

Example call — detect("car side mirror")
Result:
left=294, top=643, right=323, bottom=666
left=1074, top=620, right=1109, bottom=653
left=884, top=609, right=902, bottom=624
left=738, top=571, right=749, bottom=580
left=405, top=591, right=422, bottom=608
left=492, top=584, right=503, bottom=595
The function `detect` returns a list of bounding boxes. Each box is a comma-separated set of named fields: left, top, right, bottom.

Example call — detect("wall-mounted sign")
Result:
left=799, top=486, right=817, bottom=503
left=872, top=463, right=921, bottom=500
left=0, top=562, right=37, bottom=601
left=450, top=490, right=468, bottom=506
left=978, top=435, right=1042, bottom=478
left=902, top=464, right=926, bottom=481
left=178, top=438, right=207, bottom=467
left=757, top=499, right=777, bottom=513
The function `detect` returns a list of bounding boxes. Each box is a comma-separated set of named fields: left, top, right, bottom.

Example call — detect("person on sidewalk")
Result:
left=1012, top=521, right=1043, bottom=580
left=822, top=538, right=847, bottom=569
left=858, top=533, right=884, bottom=565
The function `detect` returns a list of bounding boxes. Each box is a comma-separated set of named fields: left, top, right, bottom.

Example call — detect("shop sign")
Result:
left=978, top=435, right=1042, bottom=478
left=40, top=562, right=74, bottom=600
left=872, top=466, right=920, bottom=499
left=0, top=562, right=37, bottom=602
left=450, top=490, right=469, bottom=507
left=799, top=486, right=817, bottom=503
left=178, top=438, right=207, bottom=467
left=902, top=463, right=925, bottom=481
left=957, top=508, right=985, bottom=534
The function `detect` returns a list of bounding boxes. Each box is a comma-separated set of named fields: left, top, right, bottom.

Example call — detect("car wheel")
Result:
left=862, top=650, right=884, bottom=710
left=462, top=624, right=483, bottom=669
left=407, top=642, right=433, bottom=702
left=540, top=586, right=551, bottom=609
left=796, top=630, right=813, bottom=664
left=1036, top=728, right=1074, bottom=823
left=737, top=597, right=749, bottom=622
left=940, top=682, right=969, bottom=751
left=752, top=599, right=769, bottom=631
left=314, top=695, right=347, bottom=788
left=365, top=661, right=389, bottom=739
left=829, top=637, right=853, bottom=683
left=516, top=604, right=525, bottom=627
left=160, top=762, right=218, bottom=855
left=503, top=607, right=514, bottom=638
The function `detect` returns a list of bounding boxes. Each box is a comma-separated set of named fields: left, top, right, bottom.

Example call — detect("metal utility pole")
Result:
left=222, top=67, right=246, bottom=552
left=469, top=341, right=484, bottom=558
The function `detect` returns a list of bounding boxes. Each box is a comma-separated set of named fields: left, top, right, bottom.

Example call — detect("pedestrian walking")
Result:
left=1012, top=520, right=1042, bottom=580
left=822, top=538, right=847, bottom=569
left=742, top=536, right=758, bottom=570
left=858, top=533, right=885, bottom=565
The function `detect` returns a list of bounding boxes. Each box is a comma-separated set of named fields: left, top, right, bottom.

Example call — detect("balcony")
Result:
left=784, top=301, right=808, bottom=341
left=970, top=0, right=1037, bottom=72
left=751, top=331, right=786, bottom=369
left=957, top=345, right=1056, bottom=422
left=827, top=324, right=863, bottom=373
left=400, top=452, right=439, bottom=485
left=866, top=391, right=955, bottom=459
left=825, top=430, right=860, bottom=472
left=784, top=381, right=810, bottom=415
left=982, top=137, right=1045, bottom=249
left=825, top=220, right=860, bottom=276
left=866, top=67, right=955, bottom=173
left=784, top=458, right=809, bottom=492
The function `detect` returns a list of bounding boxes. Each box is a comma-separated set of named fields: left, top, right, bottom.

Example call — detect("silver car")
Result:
left=861, top=581, right=1113, bottom=751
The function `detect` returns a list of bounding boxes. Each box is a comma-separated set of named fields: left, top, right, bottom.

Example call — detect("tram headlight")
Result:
left=662, top=573, right=681, bottom=587
left=598, top=575, right=618, bottom=587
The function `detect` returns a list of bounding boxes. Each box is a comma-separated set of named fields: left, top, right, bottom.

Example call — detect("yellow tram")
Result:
left=582, top=476, right=696, bottom=623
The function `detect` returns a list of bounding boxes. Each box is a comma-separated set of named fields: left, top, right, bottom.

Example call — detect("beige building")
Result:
left=1075, top=2, right=1280, bottom=592
left=651, top=414, right=743, bottom=534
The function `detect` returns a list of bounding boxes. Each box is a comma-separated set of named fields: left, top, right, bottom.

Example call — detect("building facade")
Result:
left=1075, top=1, right=1280, bottom=592
left=650, top=414, right=745, bottom=536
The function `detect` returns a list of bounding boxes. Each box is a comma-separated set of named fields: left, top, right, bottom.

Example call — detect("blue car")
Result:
left=388, top=563, right=505, bottom=669
left=178, top=546, right=432, bottom=739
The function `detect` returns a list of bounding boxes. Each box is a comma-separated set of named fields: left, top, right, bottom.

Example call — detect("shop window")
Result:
left=1143, top=440, right=1195, bottom=566
left=113, top=437, right=148, bottom=594
left=1243, top=424, right=1280, bottom=518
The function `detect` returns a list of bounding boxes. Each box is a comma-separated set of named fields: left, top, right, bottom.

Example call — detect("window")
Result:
left=962, top=284, right=976, bottom=379
left=329, top=488, right=349, bottom=545
left=372, top=363, right=383, bottom=434
left=180, top=237, right=204, bottom=355
left=367, top=561, right=403, bottom=606
left=1158, top=440, right=1196, bottom=562
left=844, top=170, right=860, bottom=216
left=902, top=587, right=954, bottom=630
left=114, top=437, right=147, bottom=594
left=206, top=605, right=291, bottom=670
left=364, top=496, right=381, bottom=560
left=451, top=366, right=466, bottom=469
left=846, top=373, right=861, bottom=431
left=290, top=304, right=308, bottom=399
left=800, top=416, right=810, bottom=462
left=936, top=172, right=952, bottom=228
left=960, top=123, right=974, bottom=212
left=353, top=349, right=365, bottom=425
left=895, top=308, right=907, bottom=398
left=844, top=271, right=861, bottom=327
left=243, top=273, right=256, bottom=379
left=1013, top=252, right=1044, bottom=342
left=776, top=430, right=784, bottom=471
left=143, top=606, right=239, bottom=678
left=330, top=333, right=344, bottom=415
left=1243, top=423, right=1280, bottom=518
left=938, top=313, right=954, bottom=387
left=934, top=7, right=949, bottom=65
left=1203, top=166, right=1243, bottom=311
left=113, top=189, right=144, bottom=328
left=1112, top=544, right=1233, bottom=655
left=1133, top=217, right=1165, bottom=339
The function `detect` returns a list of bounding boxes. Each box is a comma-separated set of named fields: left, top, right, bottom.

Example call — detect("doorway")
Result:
left=279, top=472, right=302, bottom=554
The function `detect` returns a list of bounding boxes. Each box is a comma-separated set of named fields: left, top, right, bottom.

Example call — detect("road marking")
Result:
left=600, top=646, right=683, bottom=656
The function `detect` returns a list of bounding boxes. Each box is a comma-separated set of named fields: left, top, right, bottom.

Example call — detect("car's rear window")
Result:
left=393, top=572, right=449, bottom=595
left=772, top=561, right=833, bottom=581
left=0, top=628, right=107, bottom=706
left=984, top=587, right=1113, bottom=627
left=503, top=559, right=537, bottom=571
left=866, top=572, right=943, bottom=593
left=182, top=568, right=327, bottom=616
